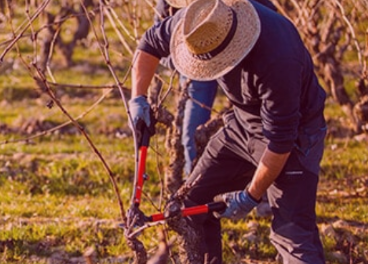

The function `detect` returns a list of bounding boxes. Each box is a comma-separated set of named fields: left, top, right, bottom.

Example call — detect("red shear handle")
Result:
left=133, top=125, right=151, bottom=206
left=134, top=146, right=148, bottom=205
left=147, top=201, right=226, bottom=222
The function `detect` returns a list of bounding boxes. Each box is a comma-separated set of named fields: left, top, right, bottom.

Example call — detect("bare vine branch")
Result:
left=0, top=0, right=52, bottom=62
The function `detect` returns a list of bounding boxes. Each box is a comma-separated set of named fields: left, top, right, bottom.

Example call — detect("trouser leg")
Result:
left=181, top=79, right=217, bottom=175
left=185, top=126, right=256, bottom=264
left=268, top=153, right=325, bottom=264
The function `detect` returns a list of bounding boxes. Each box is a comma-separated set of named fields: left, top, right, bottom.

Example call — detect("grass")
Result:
left=1, top=88, right=367, bottom=263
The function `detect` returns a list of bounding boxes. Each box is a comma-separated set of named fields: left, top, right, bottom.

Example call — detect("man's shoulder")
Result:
left=251, top=0, right=277, bottom=12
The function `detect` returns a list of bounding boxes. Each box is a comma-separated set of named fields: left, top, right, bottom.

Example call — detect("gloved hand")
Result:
left=128, top=95, right=151, bottom=128
left=213, top=190, right=260, bottom=220
left=128, top=95, right=155, bottom=146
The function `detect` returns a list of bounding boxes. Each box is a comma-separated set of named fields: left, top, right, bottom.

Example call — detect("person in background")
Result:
left=128, top=0, right=327, bottom=263
left=154, top=0, right=218, bottom=177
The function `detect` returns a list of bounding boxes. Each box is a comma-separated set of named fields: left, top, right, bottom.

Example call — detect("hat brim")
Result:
left=170, top=0, right=261, bottom=81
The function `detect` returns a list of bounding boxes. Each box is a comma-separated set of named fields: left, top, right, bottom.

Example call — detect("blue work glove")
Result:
left=213, top=190, right=260, bottom=220
left=128, top=95, right=151, bottom=128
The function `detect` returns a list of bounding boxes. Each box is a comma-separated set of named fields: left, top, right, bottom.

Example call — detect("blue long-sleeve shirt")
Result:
left=138, top=0, right=326, bottom=161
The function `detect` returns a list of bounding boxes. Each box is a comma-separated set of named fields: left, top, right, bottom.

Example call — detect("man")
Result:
left=128, top=0, right=327, bottom=263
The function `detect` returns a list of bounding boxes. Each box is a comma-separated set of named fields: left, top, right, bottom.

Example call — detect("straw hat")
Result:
left=170, top=0, right=261, bottom=81
left=166, top=0, right=195, bottom=8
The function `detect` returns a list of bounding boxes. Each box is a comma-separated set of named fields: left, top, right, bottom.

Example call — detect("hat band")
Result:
left=191, top=9, right=238, bottom=61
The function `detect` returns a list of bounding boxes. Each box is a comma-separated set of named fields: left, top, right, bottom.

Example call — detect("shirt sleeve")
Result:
left=259, top=59, right=303, bottom=153
left=137, top=9, right=185, bottom=60
left=253, top=0, right=277, bottom=12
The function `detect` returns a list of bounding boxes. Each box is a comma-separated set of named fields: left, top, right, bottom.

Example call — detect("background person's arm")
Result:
left=131, top=50, right=160, bottom=97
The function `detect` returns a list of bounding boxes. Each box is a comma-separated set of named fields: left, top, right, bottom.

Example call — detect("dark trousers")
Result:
left=186, top=114, right=326, bottom=264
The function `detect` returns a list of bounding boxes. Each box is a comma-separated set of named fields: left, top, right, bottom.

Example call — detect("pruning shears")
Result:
left=126, top=118, right=226, bottom=228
